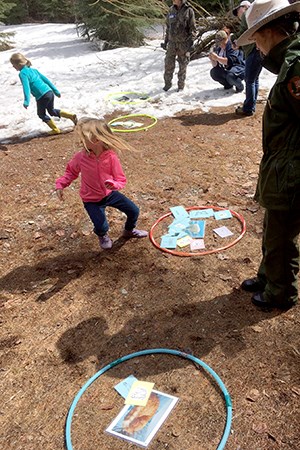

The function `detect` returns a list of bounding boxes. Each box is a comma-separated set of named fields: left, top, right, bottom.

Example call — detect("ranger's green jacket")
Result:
left=254, top=35, right=300, bottom=210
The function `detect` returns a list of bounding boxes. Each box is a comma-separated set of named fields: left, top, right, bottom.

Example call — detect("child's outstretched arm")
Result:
left=104, top=152, right=127, bottom=190
left=55, top=154, right=81, bottom=198
left=19, top=71, right=31, bottom=108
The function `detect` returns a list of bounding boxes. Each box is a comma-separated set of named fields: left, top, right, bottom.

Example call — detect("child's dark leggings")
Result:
left=37, top=91, right=60, bottom=122
left=84, top=191, right=139, bottom=237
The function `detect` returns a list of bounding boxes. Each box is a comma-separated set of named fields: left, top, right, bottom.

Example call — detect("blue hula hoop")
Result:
left=65, top=348, right=232, bottom=450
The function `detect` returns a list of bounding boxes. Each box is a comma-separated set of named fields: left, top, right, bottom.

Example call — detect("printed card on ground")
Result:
left=214, top=210, right=233, bottom=220
left=187, top=220, right=205, bottom=238
left=114, top=375, right=138, bottom=399
left=168, top=217, right=191, bottom=230
left=213, top=226, right=234, bottom=238
left=189, top=208, right=214, bottom=219
left=177, top=235, right=193, bottom=248
left=190, top=239, right=205, bottom=251
left=160, top=235, right=178, bottom=249
left=170, top=206, right=189, bottom=219
left=125, top=381, right=155, bottom=407
left=106, top=390, right=179, bottom=448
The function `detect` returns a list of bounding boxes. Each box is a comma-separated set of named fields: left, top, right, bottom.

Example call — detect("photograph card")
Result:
left=106, top=390, right=178, bottom=448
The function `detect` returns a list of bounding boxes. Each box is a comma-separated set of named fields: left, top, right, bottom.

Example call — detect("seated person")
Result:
left=209, top=30, right=245, bottom=92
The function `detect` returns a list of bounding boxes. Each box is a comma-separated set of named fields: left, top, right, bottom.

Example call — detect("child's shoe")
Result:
left=60, top=110, right=78, bottom=125
left=99, top=234, right=113, bottom=249
left=123, top=229, right=148, bottom=239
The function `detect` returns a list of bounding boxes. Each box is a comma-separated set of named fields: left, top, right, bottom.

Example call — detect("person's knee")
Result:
left=210, top=68, right=218, bottom=81
left=47, top=108, right=60, bottom=118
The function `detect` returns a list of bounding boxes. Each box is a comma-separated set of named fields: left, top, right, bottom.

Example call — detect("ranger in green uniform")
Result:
left=237, top=0, right=300, bottom=309
left=161, top=0, right=196, bottom=92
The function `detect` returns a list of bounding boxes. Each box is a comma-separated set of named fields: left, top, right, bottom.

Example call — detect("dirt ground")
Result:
left=1, top=97, right=299, bottom=450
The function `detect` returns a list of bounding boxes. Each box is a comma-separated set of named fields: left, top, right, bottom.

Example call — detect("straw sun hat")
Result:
left=237, top=0, right=300, bottom=46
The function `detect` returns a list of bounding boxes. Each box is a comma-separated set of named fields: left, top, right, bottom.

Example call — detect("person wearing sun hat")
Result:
left=232, top=0, right=252, bottom=16
left=238, top=0, right=300, bottom=310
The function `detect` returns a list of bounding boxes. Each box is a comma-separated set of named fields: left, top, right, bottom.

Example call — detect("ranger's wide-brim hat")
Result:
left=236, top=0, right=300, bottom=46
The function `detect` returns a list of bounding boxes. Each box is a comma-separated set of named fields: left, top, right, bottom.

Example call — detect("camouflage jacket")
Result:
left=164, top=0, right=196, bottom=46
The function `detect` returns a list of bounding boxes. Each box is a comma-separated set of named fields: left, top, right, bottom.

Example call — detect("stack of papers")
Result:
left=160, top=206, right=234, bottom=251
left=106, top=375, right=178, bottom=447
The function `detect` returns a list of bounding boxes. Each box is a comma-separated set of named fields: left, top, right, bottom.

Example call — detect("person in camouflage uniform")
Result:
left=161, top=0, right=196, bottom=91
left=237, top=0, right=300, bottom=310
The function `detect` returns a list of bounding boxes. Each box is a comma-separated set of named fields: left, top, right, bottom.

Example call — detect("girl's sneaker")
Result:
left=99, top=234, right=113, bottom=249
left=123, top=229, right=148, bottom=239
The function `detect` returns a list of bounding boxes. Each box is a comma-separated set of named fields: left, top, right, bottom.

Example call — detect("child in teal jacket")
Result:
left=10, top=53, right=77, bottom=134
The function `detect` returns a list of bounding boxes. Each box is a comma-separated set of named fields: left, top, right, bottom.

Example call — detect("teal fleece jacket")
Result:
left=19, top=66, right=60, bottom=107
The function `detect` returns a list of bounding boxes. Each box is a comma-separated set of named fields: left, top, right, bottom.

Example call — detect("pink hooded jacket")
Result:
left=55, top=149, right=127, bottom=202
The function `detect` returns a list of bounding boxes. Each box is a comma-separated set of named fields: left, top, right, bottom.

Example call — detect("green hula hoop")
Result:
left=108, top=113, right=158, bottom=133
left=106, top=91, right=151, bottom=105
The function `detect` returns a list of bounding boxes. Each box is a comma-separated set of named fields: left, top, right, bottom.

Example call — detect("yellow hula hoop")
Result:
left=108, top=113, right=158, bottom=133
left=106, top=91, right=151, bottom=105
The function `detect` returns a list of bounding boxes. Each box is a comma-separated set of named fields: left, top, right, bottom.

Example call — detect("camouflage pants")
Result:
left=164, top=41, right=190, bottom=89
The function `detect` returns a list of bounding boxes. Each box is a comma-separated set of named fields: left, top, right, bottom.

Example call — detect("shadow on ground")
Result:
left=56, top=290, right=281, bottom=378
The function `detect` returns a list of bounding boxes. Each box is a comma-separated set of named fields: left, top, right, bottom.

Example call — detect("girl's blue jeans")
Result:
left=37, top=90, right=60, bottom=122
left=83, top=191, right=139, bottom=237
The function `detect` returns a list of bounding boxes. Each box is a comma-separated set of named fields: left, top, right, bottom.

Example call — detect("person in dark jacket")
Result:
left=237, top=0, right=300, bottom=310
left=209, top=30, right=245, bottom=92
left=161, top=0, right=196, bottom=92
left=232, top=1, right=263, bottom=116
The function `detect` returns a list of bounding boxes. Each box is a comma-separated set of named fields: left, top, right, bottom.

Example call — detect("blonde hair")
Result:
left=10, top=53, right=32, bottom=70
left=75, top=117, right=136, bottom=154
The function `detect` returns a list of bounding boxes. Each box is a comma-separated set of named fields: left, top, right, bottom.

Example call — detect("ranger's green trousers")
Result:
left=257, top=208, right=300, bottom=306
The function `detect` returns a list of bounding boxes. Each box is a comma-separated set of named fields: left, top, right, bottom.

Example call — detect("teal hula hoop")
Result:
left=65, top=348, right=232, bottom=450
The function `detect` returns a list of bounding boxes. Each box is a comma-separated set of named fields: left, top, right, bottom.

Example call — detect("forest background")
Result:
left=0, top=1, right=238, bottom=50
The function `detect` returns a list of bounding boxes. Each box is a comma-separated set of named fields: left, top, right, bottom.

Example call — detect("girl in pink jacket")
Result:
left=55, top=118, right=148, bottom=249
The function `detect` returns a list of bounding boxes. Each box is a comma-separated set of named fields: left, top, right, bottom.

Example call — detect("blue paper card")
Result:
left=170, top=206, right=189, bottom=219
left=168, top=220, right=190, bottom=235
left=160, top=235, right=178, bottom=249
left=214, top=210, right=233, bottom=220
left=175, top=231, right=189, bottom=239
left=187, top=220, right=205, bottom=238
left=114, top=375, right=138, bottom=399
left=189, top=208, right=214, bottom=219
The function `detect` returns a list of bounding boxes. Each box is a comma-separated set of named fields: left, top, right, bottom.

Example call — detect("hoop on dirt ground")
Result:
left=149, top=205, right=246, bottom=257
left=108, top=113, right=157, bottom=133
left=65, top=348, right=232, bottom=450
